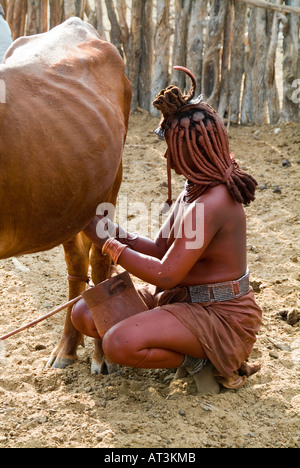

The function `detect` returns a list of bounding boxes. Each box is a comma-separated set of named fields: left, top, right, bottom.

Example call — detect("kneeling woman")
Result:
left=72, top=68, right=262, bottom=393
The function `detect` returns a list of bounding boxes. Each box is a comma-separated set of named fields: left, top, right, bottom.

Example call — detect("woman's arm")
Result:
left=122, top=194, right=183, bottom=259
left=84, top=216, right=169, bottom=259
left=84, top=193, right=223, bottom=289
left=116, top=197, right=223, bottom=289
left=88, top=195, right=182, bottom=260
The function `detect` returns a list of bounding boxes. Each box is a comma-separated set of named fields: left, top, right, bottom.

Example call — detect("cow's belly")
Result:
left=0, top=76, right=125, bottom=258
left=0, top=20, right=128, bottom=259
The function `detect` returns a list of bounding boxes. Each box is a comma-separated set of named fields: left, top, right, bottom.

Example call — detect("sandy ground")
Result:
left=0, top=113, right=299, bottom=449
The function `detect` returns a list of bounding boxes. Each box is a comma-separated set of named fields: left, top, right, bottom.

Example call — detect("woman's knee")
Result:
left=71, top=300, right=100, bottom=339
left=102, top=324, right=131, bottom=365
left=102, top=323, right=144, bottom=366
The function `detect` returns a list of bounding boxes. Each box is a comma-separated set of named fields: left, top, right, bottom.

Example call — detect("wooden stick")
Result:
left=235, top=0, right=300, bottom=15
left=0, top=296, right=82, bottom=341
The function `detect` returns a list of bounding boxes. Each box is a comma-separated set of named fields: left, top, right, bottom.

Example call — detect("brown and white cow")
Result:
left=0, top=18, right=132, bottom=372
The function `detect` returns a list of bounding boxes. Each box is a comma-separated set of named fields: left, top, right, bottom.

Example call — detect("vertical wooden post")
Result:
left=138, top=0, right=153, bottom=111
left=94, top=0, right=105, bottom=37
left=13, top=0, right=27, bottom=39
left=27, top=0, right=43, bottom=36
left=49, top=0, right=64, bottom=30
left=241, top=5, right=270, bottom=124
left=218, top=0, right=235, bottom=118
left=281, top=0, right=300, bottom=121
left=85, top=0, right=97, bottom=28
left=105, top=0, right=123, bottom=56
left=40, top=0, right=48, bottom=32
left=228, top=0, right=247, bottom=123
left=151, top=0, right=171, bottom=115
left=128, top=0, right=143, bottom=111
left=251, top=7, right=269, bottom=124
left=186, top=0, right=207, bottom=96
left=116, top=0, right=130, bottom=60
left=1, top=0, right=8, bottom=15
left=202, top=0, right=228, bottom=108
left=265, top=0, right=282, bottom=124
left=64, top=0, right=77, bottom=17
left=172, top=0, right=192, bottom=91
left=6, top=0, right=16, bottom=30
left=241, top=7, right=255, bottom=124
left=6, top=0, right=27, bottom=39
left=64, top=0, right=86, bottom=19
left=77, top=0, right=87, bottom=19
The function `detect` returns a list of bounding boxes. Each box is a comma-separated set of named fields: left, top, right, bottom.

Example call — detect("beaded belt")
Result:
left=188, top=270, right=250, bottom=303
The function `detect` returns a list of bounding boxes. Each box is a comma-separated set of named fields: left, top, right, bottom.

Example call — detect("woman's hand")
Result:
left=83, top=216, right=110, bottom=249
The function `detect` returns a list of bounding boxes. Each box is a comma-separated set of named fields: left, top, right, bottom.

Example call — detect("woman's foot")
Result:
left=193, top=362, right=220, bottom=394
left=175, top=358, right=220, bottom=394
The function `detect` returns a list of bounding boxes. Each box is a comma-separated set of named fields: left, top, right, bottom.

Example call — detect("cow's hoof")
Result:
left=46, top=354, right=77, bottom=369
left=106, top=361, right=120, bottom=375
left=91, top=358, right=119, bottom=375
left=91, top=359, right=105, bottom=375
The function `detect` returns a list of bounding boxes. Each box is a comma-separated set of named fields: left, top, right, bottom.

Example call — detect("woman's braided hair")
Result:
left=153, top=67, right=258, bottom=206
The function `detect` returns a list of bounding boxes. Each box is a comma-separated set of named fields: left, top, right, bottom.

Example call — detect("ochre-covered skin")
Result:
left=0, top=17, right=131, bottom=259
left=79, top=67, right=262, bottom=391
left=0, top=18, right=132, bottom=370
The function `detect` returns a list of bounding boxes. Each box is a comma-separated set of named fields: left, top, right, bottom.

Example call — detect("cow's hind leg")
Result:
left=47, top=234, right=91, bottom=369
left=89, top=165, right=123, bottom=375
left=89, top=244, right=119, bottom=375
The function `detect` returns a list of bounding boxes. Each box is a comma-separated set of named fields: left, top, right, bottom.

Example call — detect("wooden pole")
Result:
left=172, top=0, right=192, bottom=91
left=228, top=1, right=248, bottom=123
left=186, top=0, right=207, bottom=97
left=218, top=1, right=235, bottom=118
left=235, top=0, right=300, bottom=15
left=138, top=0, right=153, bottom=111
left=281, top=0, right=300, bottom=121
left=105, top=0, right=123, bottom=57
left=40, top=0, right=48, bottom=32
left=94, top=0, right=105, bottom=37
left=49, top=0, right=64, bottom=30
left=266, top=0, right=282, bottom=124
left=202, top=0, right=228, bottom=108
left=128, top=0, right=143, bottom=111
left=8, top=0, right=27, bottom=39
left=150, top=0, right=171, bottom=116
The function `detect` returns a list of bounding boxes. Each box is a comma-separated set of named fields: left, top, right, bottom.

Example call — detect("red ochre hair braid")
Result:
left=153, top=68, right=258, bottom=206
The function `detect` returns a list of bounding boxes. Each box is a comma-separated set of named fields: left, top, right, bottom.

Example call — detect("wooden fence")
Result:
left=2, top=0, right=300, bottom=123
